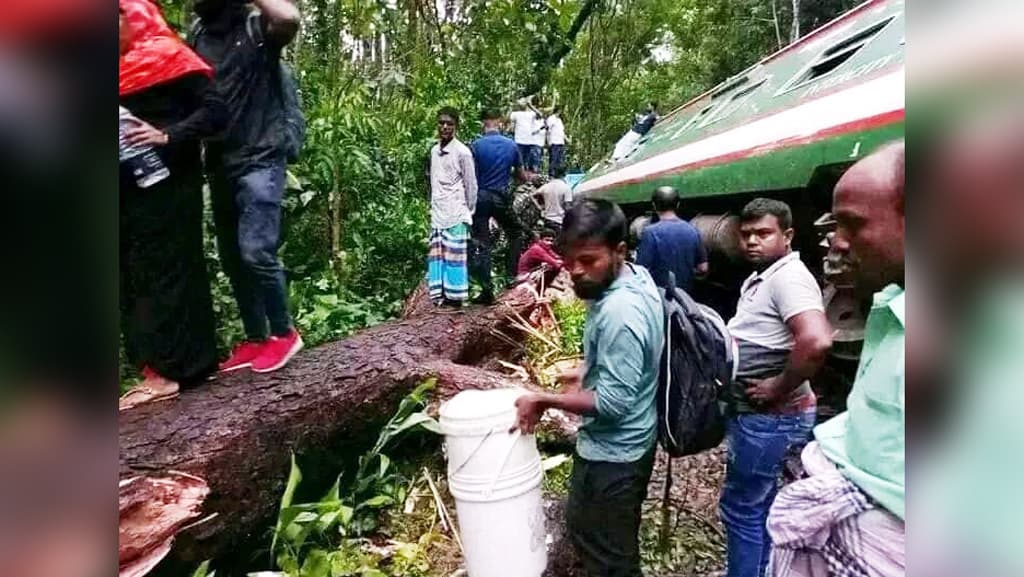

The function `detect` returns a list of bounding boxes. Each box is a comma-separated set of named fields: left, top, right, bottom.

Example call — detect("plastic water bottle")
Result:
left=119, top=106, right=170, bottom=188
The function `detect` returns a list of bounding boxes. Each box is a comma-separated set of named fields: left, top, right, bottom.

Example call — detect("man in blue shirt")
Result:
left=470, top=108, right=528, bottom=304
left=636, top=185, right=708, bottom=291
left=512, top=199, right=664, bottom=575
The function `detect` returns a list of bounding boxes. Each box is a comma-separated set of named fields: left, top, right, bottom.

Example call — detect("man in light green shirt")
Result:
left=766, top=142, right=906, bottom=577
left=814, top=284, right=904, bottom=518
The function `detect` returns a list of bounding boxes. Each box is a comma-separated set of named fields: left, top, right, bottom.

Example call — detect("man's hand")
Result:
left=556, top=367, right=582, bottom=393
left=511, top=394, right=547, bottom=434
left=255, top=0, right=301, bottom=45
left=124, top=120, right=168, bottom=147
left=745, top=375, right=788, bottom=405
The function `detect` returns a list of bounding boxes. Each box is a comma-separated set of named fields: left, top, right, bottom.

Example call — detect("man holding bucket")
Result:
left=512, top=199, right=664, bottom=576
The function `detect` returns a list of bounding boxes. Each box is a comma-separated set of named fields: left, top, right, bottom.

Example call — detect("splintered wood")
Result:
left=119, top=472, right=210, bottom=577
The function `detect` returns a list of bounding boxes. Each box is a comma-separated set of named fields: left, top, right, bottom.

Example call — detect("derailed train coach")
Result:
left=575, top=0, right=904, bottom=415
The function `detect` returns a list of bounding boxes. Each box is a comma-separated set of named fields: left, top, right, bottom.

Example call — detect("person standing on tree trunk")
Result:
left=720, top=198, right=833, bottom=577
left=118, top=0, right=225, bottom=410
left=190, top=0, right=304, bottom=374
left=426, top=108, right=477, bottom=307
left=512, top=199, right=664, bottom=576
left=470, top=108, right=529, bottom=304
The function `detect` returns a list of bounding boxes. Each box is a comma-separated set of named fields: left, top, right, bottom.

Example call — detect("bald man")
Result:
left=766, top=142, right=905, bottom=577
left=635, top=185, right=708, bottom=291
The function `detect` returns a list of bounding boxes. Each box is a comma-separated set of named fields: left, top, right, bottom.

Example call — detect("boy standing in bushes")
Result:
left=511, top=199, right=664, bottom=575
left=427, top=107, right=477, bottom=307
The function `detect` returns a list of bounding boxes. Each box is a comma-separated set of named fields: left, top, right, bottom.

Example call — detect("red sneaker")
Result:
left=218, top=341, right=266, bottom=373
left=251, top=329, right=304, bottom=373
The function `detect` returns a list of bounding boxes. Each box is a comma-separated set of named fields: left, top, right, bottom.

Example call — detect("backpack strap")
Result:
left=245, top=10, right=265, bottom=48
left=188, top=16, right=204, bottom=47
left=658, top=455, right=674, bottom=550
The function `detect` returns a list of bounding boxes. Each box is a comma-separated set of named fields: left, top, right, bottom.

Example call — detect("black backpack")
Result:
left=656, top=272, right=735, bottom=457
left=191, top=11, right=306, bottom=163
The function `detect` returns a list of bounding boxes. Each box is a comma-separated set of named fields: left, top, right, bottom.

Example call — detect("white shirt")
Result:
left=547, top=114, right=566, bottom=145
left=536, top=178, right=573, bottom=224
left=726, top=251, right=824, bottom=350
left=429, top=138, right=477, bottom=230
left=529, top=115, right=547, bottom=147
left=511, top=110, right=539, bottom=145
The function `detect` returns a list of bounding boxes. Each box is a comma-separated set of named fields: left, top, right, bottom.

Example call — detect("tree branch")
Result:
left=522, top=0, right=602, bottom=97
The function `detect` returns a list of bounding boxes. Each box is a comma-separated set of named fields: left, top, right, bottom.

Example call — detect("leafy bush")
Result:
left=270, top=380, right=441, bottom=576
left=552, top=298, right=586, bottom=357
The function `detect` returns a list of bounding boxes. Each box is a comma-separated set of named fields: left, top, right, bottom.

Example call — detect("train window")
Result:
left=701, top=78, right=767, bottom=127
left=778, top=14, right=897, bottom=94
left=670, top=103, right=715, bottom=140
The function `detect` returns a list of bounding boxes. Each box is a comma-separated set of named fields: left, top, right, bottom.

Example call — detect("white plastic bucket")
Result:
left=439, top=388, right=547, bottom=577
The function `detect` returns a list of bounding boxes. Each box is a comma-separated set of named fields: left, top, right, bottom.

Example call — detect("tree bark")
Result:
left=121, top=285, right=552, bottom=573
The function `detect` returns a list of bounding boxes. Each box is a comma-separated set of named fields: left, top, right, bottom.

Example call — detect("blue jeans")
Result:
left=548, top=144, right=565, bottom=176
left=518, top=143, right=542, bottom=172
left=211, top=159, right=292, bottom=340
left=720, top=411, right=815, bottom=577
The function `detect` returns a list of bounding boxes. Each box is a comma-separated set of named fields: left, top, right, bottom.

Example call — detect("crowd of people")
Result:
left=118, top=0, right=575, bottom=408
left=426, top=104, right=575, bottom=306
left=507, top=143, right=905, bottom=577
left=118, top=1, right=904, bottom=575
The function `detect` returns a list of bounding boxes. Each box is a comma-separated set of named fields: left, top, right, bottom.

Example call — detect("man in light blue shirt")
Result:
left=513, top=199, right=663, bottom=575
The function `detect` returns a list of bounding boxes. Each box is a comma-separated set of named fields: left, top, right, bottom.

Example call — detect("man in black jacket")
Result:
left=192, top=0, right=304, bottom=373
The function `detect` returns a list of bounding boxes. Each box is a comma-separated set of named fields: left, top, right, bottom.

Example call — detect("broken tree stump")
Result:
left=120, top=284, right=553, bottom=573
left=119, top=472, right=210, bottom=577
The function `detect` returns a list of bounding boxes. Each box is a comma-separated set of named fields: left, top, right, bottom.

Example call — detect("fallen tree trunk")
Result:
left=120, top=284, right=575, bottom=574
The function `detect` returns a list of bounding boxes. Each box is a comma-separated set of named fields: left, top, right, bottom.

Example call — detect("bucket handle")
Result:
left=448, top=429, right=494, bottom=477
left=483, top=429, right=522, bottom=499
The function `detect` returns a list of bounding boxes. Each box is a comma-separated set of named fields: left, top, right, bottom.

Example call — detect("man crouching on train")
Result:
left=512, top=199, right=664, bottom=576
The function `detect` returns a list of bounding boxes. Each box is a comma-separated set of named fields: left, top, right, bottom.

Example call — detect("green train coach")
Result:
left=576, top=0, right=904, bottom=412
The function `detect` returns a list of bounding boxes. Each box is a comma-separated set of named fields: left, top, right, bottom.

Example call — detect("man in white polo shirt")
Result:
left=719, top=198, right=834, bottom=577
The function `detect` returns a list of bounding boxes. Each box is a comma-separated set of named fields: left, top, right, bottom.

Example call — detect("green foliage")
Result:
left=270, top=380, right=441, bottom=576
left=552, top=298, right=586, bottom=356
left=541, top=453, right=573, bottom=495
left=640, top=508, right=726, bottom=576
left=189, top=560, right=215, bottom=577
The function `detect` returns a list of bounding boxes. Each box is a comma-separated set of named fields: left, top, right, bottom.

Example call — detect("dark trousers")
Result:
left=120, top=160, right=218, bottom=384
left=470, top=189, right=524, bottom=298
left=549, top=144, right=566, bottom=176
left=210, top=158, right=292, bottom=340
left=518, top=143, right=542, bottom=172
left=567, top=449, right=656, bottom=577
